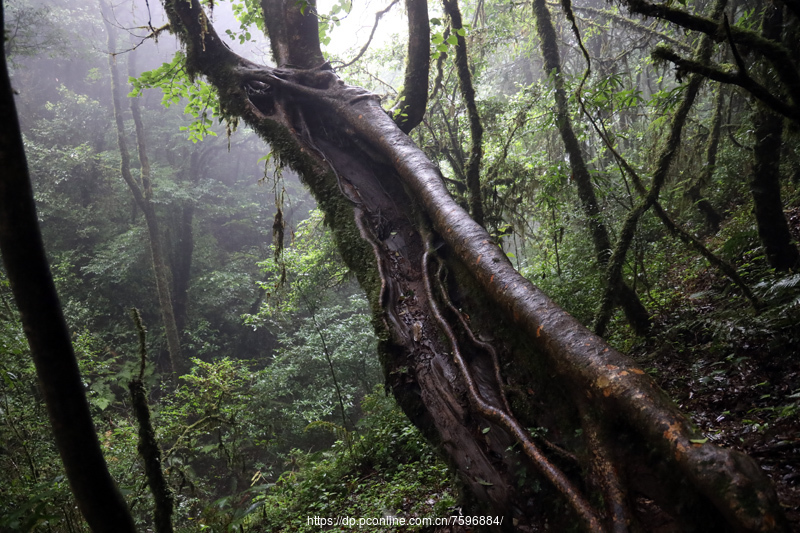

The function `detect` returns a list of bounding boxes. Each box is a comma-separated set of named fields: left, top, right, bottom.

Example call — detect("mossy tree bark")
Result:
left=594, top=0, right=724, bottom=337
left=0, top=4, right=136, bottom=530
left=157, top=0, right=788, bottom=529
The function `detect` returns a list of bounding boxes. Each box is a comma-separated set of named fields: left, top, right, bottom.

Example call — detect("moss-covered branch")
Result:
left=393, top=0, right=429, bottom=133
left=652, top=46, right=800, bottom=125
left=621, top=0, right=800, bottom=108
left=129, top=309, right=174, bottom=533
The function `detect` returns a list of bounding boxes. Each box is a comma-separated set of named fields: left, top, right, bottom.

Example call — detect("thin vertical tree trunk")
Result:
left=750, top=0, right=799, bottom=270
left=442, top=0, right=485, bottom=227
left=102, top=2, right=183, bottom=374
left=128, top=51, right=185, bottom=374
left=129, top=309, right=175, bottom=533
left=686, top=85, right=724, bottom=234
left=171, top=149, right=199, bottom=333
left=531, top=0, right=650, bottom=335
left=751, top=107, right=799, bottom=270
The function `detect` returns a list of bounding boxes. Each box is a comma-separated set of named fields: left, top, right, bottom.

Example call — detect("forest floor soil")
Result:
left=634, top=321, right=800, bottom=528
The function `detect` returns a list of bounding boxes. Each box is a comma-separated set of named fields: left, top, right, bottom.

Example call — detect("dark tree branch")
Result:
left=776, top=0, right=800, bottom=20
left=652, top=45, right=800, bottom=125
left=723, top=15, right=747, bottom=78
left=442, top=0, right=485, bottom=226
left=392, top=0, right=429, bottom=133
left=0, top=4, right=136, bottom=531
left=621, top=0, right=800, bottom=108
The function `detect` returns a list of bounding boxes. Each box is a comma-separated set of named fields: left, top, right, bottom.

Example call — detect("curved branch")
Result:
left=393, top=0, right=429, bottom=133
left=339, top=0, right=400, bottom=70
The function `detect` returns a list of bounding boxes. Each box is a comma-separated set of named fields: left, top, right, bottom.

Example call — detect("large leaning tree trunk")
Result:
left=160, top=0, right=787, bottom=530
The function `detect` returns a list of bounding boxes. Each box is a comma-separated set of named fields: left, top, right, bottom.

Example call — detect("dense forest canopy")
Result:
left=1, top=0, right=800, bottom=530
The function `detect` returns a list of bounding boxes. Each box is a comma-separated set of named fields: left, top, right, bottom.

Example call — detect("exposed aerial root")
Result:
left=421, top=235, right=606, bottom=533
